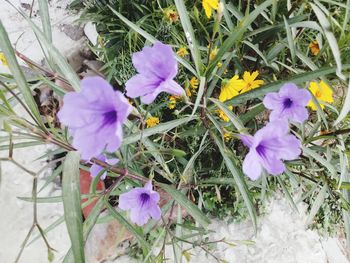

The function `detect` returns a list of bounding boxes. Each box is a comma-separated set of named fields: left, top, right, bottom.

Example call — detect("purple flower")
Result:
left=90, top=154, right=119, bottom=180
left=263, top=83, right=311, bottom=123
left=240, top=121, right=301, bottom=180
left=57, top=76, right=132, bottom=160
left=118, top=181, right=161, bottom=226
left=125, top=42, right=185, bottom=104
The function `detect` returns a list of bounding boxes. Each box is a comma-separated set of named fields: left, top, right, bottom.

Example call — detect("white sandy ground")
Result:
left=0, top=0, right=349, bottom=262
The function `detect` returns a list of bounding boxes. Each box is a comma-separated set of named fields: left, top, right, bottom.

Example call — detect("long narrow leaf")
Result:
left=212, top=134, right=257, bottom=231
left=62, top=151, right=85, bottom=263
left=159, top=183, right=210, bottom=228
left=0, top=21, right=43, bottom=125
left=206, top=0, right=273, bottom=76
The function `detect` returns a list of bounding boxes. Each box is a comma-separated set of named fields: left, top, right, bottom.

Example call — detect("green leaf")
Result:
left=283, top=16, right=296, bottom=65
left=277, top=176, right=299, bottom=213
left=212, top=133, right=257, bottom=231
left=191, top=76, right=205, bottom=116
left=310, top=3, right=345, bottom=80
left=302, top=146, right=336, bottom=177
left=62, top=151, right=85, bottom=263
left=182, top=131, right=208, bottom=182
left=341, top=182, right=350, bottom=190
left=38, top=0, right=52, bottom=43
left=174, top=0, right=202, bottom=74
left=334, top=79, right=350, bottom=125
left=159, top=183, right=210, bottom=228
left=206, top=0, right=273, bottom=76
left=306, top=184, right=328, bottom=225
left=0, top=21, right=43, bottom=125
left=63, top=198, right=104, bottom=262
left=210, top=98, right=246, bottom=131
left=123, top=116, right=194, bottom=145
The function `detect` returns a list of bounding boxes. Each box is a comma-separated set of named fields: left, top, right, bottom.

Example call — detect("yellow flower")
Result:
left=219, top=75, right=245, bottom=102
left=185, top=87, right=192, bottom=97
left=240, top=71, right=264, bottom=93
left=224, top=132, right=233, bottom=142
left=202, top=0, right=219, bottom=18
left=309, top=41, right=320, bottom=56
left=146, top=117, right=160, bottom=128
left=190, top=77, right=199, bottom=90
left=209, top=46, right=219, bottom=61
left=217, top=106, right=233, bottom=122
left=164, top=8, right=179, bottom=23
left=217, top=62, right=223, bottom=68
left=0, top=52, right=8, bottom=67
left=177, top=47, right=189, bottom=58
left=307, top=80, right=333, bottom=110
left=168, top=96, right=178, bottom=109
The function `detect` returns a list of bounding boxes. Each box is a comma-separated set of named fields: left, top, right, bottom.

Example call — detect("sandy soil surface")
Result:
left=0, top=1, right=349, bottom=262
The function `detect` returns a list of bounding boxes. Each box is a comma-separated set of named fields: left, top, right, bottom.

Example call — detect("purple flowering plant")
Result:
left=2, top=1, right=350, bottom=261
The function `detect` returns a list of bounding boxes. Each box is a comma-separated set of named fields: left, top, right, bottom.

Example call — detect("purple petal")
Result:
left=263, top=92, right=282, bottom=110
left=144, top=181, right=153, bottom=191
left=290, top=107, right=309, bottom=123
left=125, top=74, right=160, bottom=99
left=159, top=79, right=185, bottom=97
left=148, top=203, right=161, bottom=220
left=257, top=149, right=285, bottom=175
left=140, top=90, right=162, bottom=104
left=132, top=42, right=177, bottom=80
left=255, top=120, right=289, bottom=143
left=80, top=76, right=116, bottom=104
left=270, top=136, right=301, bottom=160
left=239, top=134, right=254, bottom=148
left=243, top=150, right=263, bottom=180
left=130, top=207, right=150, bottom=226
left=150, top=191, right=160, bottom=203
left=90, top=163, right=105, bottom=178
left=118, top=188, right=144, bottom=210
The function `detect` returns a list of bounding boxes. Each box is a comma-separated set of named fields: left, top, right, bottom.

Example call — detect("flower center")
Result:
left=315, top=90, right=322, bottom=98
left=283, top=98, right=293, bottom=109
left=103, top=110, right=117, bottom=125
left=140, top=193, right=150, bottom=206
left=256, top=144, right=266, bottom=157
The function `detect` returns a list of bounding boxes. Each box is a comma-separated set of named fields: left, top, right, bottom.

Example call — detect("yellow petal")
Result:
left=319, top=80, right=333, bottom=103
left=207, top=0, right=219, bottom=10
left=203, top=1, right=212, bottom=18
left=228, top=75, right=245, bottom=92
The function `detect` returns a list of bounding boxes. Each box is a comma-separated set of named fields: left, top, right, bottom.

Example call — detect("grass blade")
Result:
left=62, top=151, right=85, bottom=263
left=123, top=116, right=194, bottom=145
left=310, top=3, right=345, bottom=80
left=0, top=21, right=43, bottom=125
left=334, top=79, right=350, bottom=125
left=206, top=0, right=273, bottom=76
left=212, top=133, right=257, bottom=231
left=174, top=0, right=201, bottom=74
left=159, top=183, right=210, bottom=228
left=306, top=184, right=328, bottom=225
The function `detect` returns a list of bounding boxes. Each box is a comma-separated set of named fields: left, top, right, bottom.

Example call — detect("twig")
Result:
left=14, top=50, right=74, bottom=92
